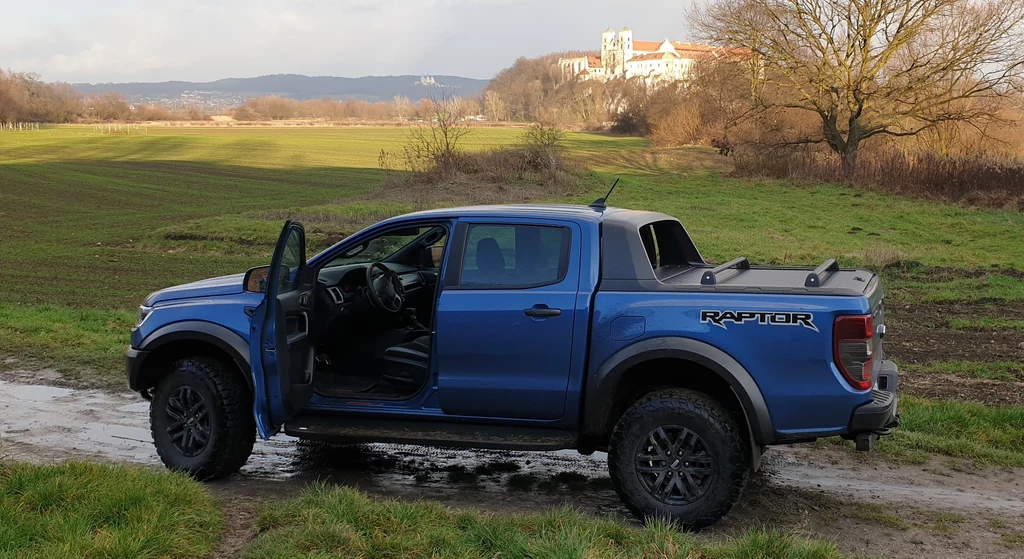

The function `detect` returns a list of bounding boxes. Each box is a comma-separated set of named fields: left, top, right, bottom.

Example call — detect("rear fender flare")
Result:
left=583, top=336, right=774, bottom=445
left=138, top=321, right=253, bottom=392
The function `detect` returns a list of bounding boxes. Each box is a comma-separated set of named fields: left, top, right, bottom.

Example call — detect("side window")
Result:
left=459, top=224, right=570, bottom=288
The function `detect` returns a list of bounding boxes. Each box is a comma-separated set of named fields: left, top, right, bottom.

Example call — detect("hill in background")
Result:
left=72, top=74, right=490, bottom=108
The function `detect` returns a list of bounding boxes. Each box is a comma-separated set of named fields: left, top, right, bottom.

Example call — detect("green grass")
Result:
left=949, top=317, right=1024, bottom=331
left=847, top=502, right=910, bottom=531
left=0, top=304, right=133, bottom=384
left=2, top=125, right=1024, bottom=384
left=902, top=361, right=1024, bottom=381
left=877, top=396, right=1024, bottom=467
left=243, top=484, right=846, bottom=559
left=878, top=267, right=1024, bottom=304
left=1002, top=531, right=1024, bottom=548
left=0, top=461, right=220, bottom=558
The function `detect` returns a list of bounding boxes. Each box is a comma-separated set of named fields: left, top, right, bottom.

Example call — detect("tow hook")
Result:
left=855, top=419, right=898, bottom=451
left=855, top=432, right=877, bottom=451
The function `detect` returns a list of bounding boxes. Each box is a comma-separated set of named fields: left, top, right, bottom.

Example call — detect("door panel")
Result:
left=250, top=221, right=315, bottom=438
left=435, top=221, right=581, bottom=420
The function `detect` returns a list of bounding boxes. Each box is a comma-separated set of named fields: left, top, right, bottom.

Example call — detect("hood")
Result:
left=143, top=273, right=246, bottom=306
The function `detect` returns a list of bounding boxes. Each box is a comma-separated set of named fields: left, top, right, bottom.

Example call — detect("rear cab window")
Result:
left=638, top=220, right=697, bottom=281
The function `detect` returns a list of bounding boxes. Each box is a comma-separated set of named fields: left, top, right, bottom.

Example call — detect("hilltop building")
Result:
left=559, top=27, right=725, bottom=84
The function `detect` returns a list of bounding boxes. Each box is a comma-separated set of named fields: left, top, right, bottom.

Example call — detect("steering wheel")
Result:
left=365, top=262, right=405, bottom=313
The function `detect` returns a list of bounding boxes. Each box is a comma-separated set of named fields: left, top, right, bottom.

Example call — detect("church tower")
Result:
left=601, top=28, right=616, bottom=72
left=620, top=26, right=634, bottom=67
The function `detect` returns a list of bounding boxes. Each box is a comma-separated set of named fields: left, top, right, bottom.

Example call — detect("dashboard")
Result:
left=317, top=263, right=429, bottom=307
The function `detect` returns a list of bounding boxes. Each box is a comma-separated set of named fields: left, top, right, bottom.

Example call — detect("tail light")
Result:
left=833, top=315, right=874, bottom=390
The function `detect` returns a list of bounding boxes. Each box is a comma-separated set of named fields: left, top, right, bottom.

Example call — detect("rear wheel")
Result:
left=151, top=357, right=255, bottom=480
left=608, top=388, right=751, bottom=529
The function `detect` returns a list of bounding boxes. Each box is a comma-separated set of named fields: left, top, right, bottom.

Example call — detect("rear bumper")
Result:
left=850, top=389, right=899, bottom=431
left=847, top=360, right=900, bottom=449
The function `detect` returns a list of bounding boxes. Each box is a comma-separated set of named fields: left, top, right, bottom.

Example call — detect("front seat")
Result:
left=380, top=335, right=431, bottom=390
left=476, top=237, right=506, bottom=281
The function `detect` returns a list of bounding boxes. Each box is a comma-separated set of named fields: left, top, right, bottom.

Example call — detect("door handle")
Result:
left=524, top=306, right=561, bottom=317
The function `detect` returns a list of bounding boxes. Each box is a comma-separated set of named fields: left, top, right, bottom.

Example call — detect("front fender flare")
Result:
left=134, top=321, right=253, bottom=391
left=582, top=336, right=774, bottom=445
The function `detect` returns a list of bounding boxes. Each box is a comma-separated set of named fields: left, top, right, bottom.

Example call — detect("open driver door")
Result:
left=248, top=221, right=316, bottom=439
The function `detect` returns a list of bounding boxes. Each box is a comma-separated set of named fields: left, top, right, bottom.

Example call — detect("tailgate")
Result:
left=865, top=275, right=889, bottom=385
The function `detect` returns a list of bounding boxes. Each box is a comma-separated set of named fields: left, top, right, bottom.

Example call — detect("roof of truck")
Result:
left=399, top=204, right=670, bottom=225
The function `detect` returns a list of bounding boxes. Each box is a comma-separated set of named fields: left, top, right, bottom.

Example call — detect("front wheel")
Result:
left=151, top=357, right=256, bottom=480
left=608, top=388, right=752, bottom=530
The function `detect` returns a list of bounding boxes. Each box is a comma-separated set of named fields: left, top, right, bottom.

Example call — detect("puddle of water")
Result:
left=766, top=445, right=1024, bottom=514
left=4, top=380, right=1020, bottom=517
left=5, top=384, right=74, bottom=402
left=0, top=380, right=616, bottom=501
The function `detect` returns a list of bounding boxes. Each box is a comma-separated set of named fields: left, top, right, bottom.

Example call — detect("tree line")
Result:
left=231, top=94, right=484, bottom=121
left=483, top=0, right=1024, bottom=180
left=0, top=70, right=213, bottom=123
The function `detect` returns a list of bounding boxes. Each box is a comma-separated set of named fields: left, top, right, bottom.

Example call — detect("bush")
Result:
left=651, top=103, right=702, bottom=147
left=520, top=124, right=567, bottom=171
left=733, top=147, right=1024, bottom=210
left=381, top=123, right=579, bottom=189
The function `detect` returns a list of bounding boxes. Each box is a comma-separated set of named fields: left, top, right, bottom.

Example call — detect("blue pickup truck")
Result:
left=126, top=203, right=898, bottom=528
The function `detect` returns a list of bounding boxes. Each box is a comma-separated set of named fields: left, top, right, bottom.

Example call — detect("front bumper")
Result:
left=125, top=346, right=151, bottom=392
left=847, top=359, right=900, bottom=450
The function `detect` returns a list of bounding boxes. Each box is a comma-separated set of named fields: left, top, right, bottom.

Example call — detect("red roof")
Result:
left=630, top=52, right=680, bottom=62
left=588, top=56, right=602, bottom=68
left=672, top=42, right=714, bottom=52
left=631, top=40, right=663, bottom=52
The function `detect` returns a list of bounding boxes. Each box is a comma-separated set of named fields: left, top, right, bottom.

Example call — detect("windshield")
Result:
left=324, top=227, right=440, bottom=267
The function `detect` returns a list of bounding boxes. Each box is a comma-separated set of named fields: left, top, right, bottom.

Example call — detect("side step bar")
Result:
left=284, top=414, right=578, bottom=451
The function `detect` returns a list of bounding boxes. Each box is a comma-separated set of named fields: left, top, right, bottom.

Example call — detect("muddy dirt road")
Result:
left=2, top=378, right=1022, bottom=558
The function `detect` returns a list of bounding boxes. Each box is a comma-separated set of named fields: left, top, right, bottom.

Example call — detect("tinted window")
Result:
left=325, top=227, right=446, bottom=268
left=279, top=228, right=304, bottom=293
left=460, top=224, right=570, bottom=287
left=639, top=220, right=690, bottom=271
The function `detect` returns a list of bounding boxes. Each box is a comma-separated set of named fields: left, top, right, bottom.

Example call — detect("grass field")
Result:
left=0, top=461, right=220, bottom=558
left=2, top=125, right=1023, bottom=466
left=245, top=484, right=846, bottom=559
left=2, top=125, right=1024, bottom=557
left=0, top=462, right=848, bottom=559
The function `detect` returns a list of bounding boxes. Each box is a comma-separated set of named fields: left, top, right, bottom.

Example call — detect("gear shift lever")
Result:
left=404, top=308, right=426, bottom=330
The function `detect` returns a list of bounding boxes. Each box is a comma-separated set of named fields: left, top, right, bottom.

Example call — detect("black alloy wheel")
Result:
left=634, top=425, right=714, bottom=505
left=165, top=385, right=212, bottom=457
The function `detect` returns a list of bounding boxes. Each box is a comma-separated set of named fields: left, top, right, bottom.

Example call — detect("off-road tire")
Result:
left=151, top=357, right=256, bottom=480
left=608, top=388, right=752, bottom=530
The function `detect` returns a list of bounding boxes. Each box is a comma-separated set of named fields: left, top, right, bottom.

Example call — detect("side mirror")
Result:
left=243, top=266, right=271, bottom=293
left=430, top=245, right=445, bottom=268
left=420, top=245, right=445, bottom=268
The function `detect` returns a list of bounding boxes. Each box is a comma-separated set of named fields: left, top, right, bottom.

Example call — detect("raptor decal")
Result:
left=700, top=310, right=818, bottom=332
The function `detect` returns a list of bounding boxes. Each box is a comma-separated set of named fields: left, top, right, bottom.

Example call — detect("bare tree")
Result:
left=393, top=95, right=411, bottom=120
left=692, top=0, right=1024, bottom=174
left=485, top=90, right=508, bottom=121
left=406, top=89, right=472, bottom=175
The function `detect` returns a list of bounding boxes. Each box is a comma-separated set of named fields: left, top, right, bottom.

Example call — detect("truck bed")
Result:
left=666, top=263, right=874, bottom=294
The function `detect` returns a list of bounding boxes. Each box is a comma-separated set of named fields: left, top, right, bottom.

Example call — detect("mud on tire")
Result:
left=150, top=357, right=256, bottom=480
left=608, top=388, right=752, bottom=530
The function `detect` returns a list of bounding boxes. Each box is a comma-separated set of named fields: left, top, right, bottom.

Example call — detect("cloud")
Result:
left=0, top=0, right=696, bottom=83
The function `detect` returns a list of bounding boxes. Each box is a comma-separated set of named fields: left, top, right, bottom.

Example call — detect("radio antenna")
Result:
left=589, top=179, right=620, bottom=210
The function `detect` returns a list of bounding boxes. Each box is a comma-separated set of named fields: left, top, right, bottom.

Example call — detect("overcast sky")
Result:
left=1, top=0, right=698, bottom=84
